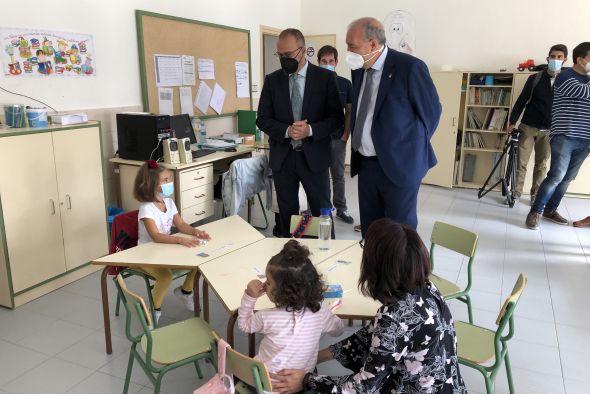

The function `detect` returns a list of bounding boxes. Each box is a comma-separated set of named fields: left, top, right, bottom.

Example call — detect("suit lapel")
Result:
left=301, top=62, right=314, bottom=119
left=373, top=48, right=396, bottom=117
left=277, top=71, right=294, bottom=123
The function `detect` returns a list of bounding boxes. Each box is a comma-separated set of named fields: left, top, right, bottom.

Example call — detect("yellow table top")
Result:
left=92, top=215, right=265, bottom=269
left=198, top=237, right=358, bottom=313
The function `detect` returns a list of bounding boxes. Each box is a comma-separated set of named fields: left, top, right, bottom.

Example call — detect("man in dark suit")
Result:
left=346, top=18, right=441, bottom=235
left=257, top=28, right=344, bottom=237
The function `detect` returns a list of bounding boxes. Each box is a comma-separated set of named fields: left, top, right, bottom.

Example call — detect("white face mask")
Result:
left=345, top=46, right=384, bottom=70
left=548, top=59, right=563, bottom=72
left=585, top=59, right=590, bottom=75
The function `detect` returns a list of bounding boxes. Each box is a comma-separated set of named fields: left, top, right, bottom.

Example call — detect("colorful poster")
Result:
left=1, top=27, right=96, bottom=77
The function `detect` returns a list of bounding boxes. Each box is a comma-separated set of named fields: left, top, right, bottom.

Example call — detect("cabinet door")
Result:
left=422, top=72, right=463, bottom=187
left=0, top=133, right=66, bottom=292
left=52, top=127, right=108, bottom=270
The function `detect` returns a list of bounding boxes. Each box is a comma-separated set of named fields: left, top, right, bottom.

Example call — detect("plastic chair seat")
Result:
left=455, top=321, right=496, bottom=364
left=235, top=381, right=257, bottom=394
left=141, top=318, right=213, bottom=365
left=430, top=274, right=461, bottom=297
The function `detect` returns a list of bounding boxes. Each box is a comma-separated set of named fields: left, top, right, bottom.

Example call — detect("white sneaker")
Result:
left=174, top=287, right=195, bottom=312
left=154, top=310, right=161, bottom=325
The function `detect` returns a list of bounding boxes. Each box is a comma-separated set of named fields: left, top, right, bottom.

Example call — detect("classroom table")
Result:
left=197, top=237, right=360, bottom=354
left=92, top=215, right=265, bottom=354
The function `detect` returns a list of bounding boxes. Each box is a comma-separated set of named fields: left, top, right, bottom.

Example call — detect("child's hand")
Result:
left=245, top=279, right=266, bottom=298
left=177, top=237, right=201, bottom=248
left=193, top=228, right=211, bottom=241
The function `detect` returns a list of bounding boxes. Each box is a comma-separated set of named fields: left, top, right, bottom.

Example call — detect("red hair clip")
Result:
left=146, top=160, right=158, bottom=169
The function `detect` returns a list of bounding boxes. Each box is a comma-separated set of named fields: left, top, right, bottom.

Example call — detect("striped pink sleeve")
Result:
left=322, top=306, right=344, bottom=336
left=237, top=293, right=265, bottom=334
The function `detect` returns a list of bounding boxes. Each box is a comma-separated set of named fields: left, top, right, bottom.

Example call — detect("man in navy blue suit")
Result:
left=346, top=17, right=441, bottom=235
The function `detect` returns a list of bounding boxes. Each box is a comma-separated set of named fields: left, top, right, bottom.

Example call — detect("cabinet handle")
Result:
left=193, top=176, right=205, bottom=181
left=66, top=194, right=72, bottom=210
left=194, top=194, right=205, bottom=198
left=50, top=199, right=56, bottom=215
left=194, top=210, right=206, bottom=216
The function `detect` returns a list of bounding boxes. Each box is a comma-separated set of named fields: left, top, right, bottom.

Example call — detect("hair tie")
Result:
left=147, top=160, right=158, bottom=169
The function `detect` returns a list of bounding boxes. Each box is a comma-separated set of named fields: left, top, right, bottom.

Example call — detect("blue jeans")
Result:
left=531, top=135, right=590, bottom=213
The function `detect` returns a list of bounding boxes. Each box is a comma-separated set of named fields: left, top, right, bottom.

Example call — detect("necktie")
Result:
left=290, top=74, right=303, bottom=148
left=352, top=68, right=375, bottom=152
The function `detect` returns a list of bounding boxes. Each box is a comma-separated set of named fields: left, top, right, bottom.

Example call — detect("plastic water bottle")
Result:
left=199, top=120, right=207, bottom=144
left=191, top=117, right=200, bottom=141
left=318, top=208, right=332, bottom=250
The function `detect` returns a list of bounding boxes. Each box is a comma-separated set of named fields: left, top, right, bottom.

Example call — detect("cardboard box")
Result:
left=240, top=133, right=255, bottom=146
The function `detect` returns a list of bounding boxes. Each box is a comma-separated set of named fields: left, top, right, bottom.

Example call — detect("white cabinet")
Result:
left=0, top=123, right=108, bottom=307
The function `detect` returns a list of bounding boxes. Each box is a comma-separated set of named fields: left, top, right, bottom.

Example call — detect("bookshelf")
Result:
left=456, top=73, right=516, bottom=189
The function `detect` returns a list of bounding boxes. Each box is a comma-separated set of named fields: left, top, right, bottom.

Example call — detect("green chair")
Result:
left=211, top=332, right=273, bottom=394
left=115, top=275, right=215, bottom=394
left=429, top=221, right=479, bottom=323
left=455, top=273, right=526, bottom=394
left=289, top=215, right=319, bottom=237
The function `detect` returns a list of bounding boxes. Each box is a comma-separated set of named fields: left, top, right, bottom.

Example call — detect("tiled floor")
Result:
left=1, top=177, right=589, bottom=393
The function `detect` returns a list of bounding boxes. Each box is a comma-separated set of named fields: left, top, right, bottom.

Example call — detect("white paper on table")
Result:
left=158, top=87, right=174, bottom=115
left=210, top=83, right=226, bottom=114
left=179, top=86, right=194, bottom=116
left=194, top=81, right=213, bottom=115
left=235, top=61, right=250, bottom=98
left=154, top=54, right=182, bottom=87
left=197, top=58, right=215, bottom=80
left=181, top=55, right=196, bottom=85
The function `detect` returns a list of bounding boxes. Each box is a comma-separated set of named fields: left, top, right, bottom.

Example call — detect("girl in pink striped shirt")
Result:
left=238, top=240, right=344, bottom=377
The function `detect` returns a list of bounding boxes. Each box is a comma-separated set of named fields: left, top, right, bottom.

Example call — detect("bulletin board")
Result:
left=136, top=10, right=253, bottom=118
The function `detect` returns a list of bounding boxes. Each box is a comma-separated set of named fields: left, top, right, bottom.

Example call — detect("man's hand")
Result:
left=270, top=369, right=306, bottom=394
left=289, top=120, right=310, bottom=140
left=245, top=279, right=266, bottom=298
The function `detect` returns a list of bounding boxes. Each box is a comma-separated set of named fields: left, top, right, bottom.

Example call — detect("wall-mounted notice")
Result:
left=154, top=54, right=182, bottom=86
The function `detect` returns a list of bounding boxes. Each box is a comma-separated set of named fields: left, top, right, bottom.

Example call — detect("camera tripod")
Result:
left=478, top=128, right=520, bottom=207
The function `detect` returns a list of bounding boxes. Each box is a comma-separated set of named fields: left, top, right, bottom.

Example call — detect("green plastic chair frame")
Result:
left=456, top=273, right=526, bottom=394
left=429, top=221, right=479, bottom=323
left=115, top=275, right=215, bottom=394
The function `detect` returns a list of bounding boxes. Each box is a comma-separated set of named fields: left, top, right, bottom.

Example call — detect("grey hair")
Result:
left=349, top=17, right=386, bottom=45
left=279, top=28, right=306, bottom=47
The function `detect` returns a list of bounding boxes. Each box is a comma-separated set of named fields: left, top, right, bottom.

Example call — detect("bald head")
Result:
left=348, top=17, right=386, bottom=45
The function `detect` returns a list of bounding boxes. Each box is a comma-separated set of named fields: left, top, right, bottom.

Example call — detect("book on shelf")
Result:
left=463, top=154, right=476, bottom=182
left=453, top=160, right=460, bottom=184
left=491, top=152, right=502, bottom=182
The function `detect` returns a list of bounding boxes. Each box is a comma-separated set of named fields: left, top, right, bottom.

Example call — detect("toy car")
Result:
left=518, top=59, right=536, bottom=72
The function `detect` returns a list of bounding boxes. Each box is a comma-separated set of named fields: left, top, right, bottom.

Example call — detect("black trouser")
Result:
left=273, top=149, right=334, bottom=238
left=358, top=155, right=419, bottom=236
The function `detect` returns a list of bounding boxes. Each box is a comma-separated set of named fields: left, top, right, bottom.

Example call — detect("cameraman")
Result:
left=526, top=42, right=590, bottom=230
left=507, top=44, right=568, bottom=205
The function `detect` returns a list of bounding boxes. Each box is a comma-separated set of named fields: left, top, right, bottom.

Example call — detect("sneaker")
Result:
left=543, top=210, right=569, bottom=226
left=154, top=310, right=161, bottom=325
left=354, top=224, right=361, bottom=232
left=525, top=211, right=540, bottom=230
left=174, top=287, right=195, bottom=312
left=336, top=210, right=354, bottom=224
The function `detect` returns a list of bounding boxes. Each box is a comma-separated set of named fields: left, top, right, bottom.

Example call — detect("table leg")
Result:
left=100, top=267, right=112, bottom=354
left=249, top=333, right=256, bottom=357
left=227, top=311, right=238, bottom=347
left=193, top=271, right=201, bottom=318
left=203, top=279, right=210, bottom=322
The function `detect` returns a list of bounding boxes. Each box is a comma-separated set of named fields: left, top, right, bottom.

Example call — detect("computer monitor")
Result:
left=170, top=114, right=197, bottom=144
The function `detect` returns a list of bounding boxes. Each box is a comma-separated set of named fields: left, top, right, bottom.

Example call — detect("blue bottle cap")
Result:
left=320, top=208, right=332, bottom=216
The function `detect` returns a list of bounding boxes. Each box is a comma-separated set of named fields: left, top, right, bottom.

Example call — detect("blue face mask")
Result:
left=320, top=64, right=336, bottom=72
left=159, top=182, right=174, bottom=198
left=548, top=59, right=563, bottom=72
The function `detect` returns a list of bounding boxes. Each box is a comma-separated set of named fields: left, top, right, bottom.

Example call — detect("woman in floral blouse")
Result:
left=272, top=218, right=467, bottom=393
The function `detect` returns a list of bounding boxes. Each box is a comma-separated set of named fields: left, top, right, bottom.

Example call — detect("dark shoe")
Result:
left=543, top=210, right=569, bottom=225
left=503, top=195, right=519, bottom=205
left=573, top=216, right=590, bottom=228
left=526, top=211, right=540, bottom=230
left=336, top=210, right=354, bottom=224
left=354, top=224, right=361, bottom=232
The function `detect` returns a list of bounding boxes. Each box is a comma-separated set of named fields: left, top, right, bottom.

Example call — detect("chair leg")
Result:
left=257, top=193, right=269, bottom=230
left=115, top=293, right=122, bottom=317
left=194, top=360, right=204, bottom=379
left=505, top=351, right=515, bottom=394
left=348, top=319, right=353, bottom=327
left=465, top=294, right=474, bottom=324
left=154, top=374, right=163, bottom=394
left=123, top=351, right=135, bottom=394
left=142, top=276, right=156, bottom=326
left=484, top=375, right=494, bottom=394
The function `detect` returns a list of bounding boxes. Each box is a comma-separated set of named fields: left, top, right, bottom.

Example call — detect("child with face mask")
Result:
left=133, top=160, right=211, bottom=323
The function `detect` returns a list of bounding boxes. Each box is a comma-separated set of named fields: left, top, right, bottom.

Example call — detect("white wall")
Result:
left=0, top=0, right=301, bottom=111
left=301, top=0, right=590, bottom=75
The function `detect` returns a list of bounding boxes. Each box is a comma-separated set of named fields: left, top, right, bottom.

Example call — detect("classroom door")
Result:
left=305, top=34, right=336, bottom=65
left=422, top=72, right=463, bottom=188
left=262, top=33, right=281, bottom=77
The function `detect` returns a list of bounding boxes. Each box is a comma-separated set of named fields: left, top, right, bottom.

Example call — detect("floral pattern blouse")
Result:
left=306, top=282, right=466, bottom=393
